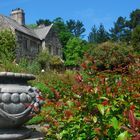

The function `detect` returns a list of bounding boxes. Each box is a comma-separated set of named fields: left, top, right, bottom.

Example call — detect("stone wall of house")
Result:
left=16, top=31, right=41, bottom=61
left=44, top=28, right=62, bottom=58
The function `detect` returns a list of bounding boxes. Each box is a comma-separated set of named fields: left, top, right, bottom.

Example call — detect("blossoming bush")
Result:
left=87, top=42, right=134, bottom=71
left=31, top=53, right=140, bottom=140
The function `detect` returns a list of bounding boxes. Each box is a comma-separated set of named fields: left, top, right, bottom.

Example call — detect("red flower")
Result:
left=94, top=128, right=101, bottom=135
left=117, top=80, right=122, bottom=87
left=100, top=78, right=105, bottom=85
left=106, top=87, right=111, bottom=93
left=101, top=100, right=109, bottom=106
left=123, top=110, right=128, bottom=117
left=133, top=94, right=140, bottom=98
left=56, top=101, right=63, bottom=107
left=136, top=120, right=140, bottom=127
left=64, top=110, right=73, bottom=118
left=54, top=91, right=61, bottom=99
left=81, top=62, right=87, bottom=70
left=84, top=85, right=92, bottom=92
left=74, top=100, right=81, bottom=107
left=132, top=134, right=140, bottom=140
left=37, top=95, right=45, bottom=101
left=129, top=110, right=136, bottom=129
left=130, top=105, right=136, bottom=111
left=75, top=73, right=83, bottom=82
left=53, top=121, right=59, bottom=127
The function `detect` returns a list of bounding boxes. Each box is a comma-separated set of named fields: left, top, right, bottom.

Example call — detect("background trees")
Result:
left=36, top=19, right=52, bottom=26
left=26, top=8, right=140, bottom=67
left=129, top=9, right=140, bottom=29
left=131, top=25, right=140, bottom=52
left=110, top=16, right=130, bottom=42
left=64, top=37, right=87, bottom=66
left=52, top=17, right=72, bottom=49
left=66, top=19, right=86, bottom=38
left=109, top=9, right=140, bottom=44
left=88, top=24, right=109, bottom=44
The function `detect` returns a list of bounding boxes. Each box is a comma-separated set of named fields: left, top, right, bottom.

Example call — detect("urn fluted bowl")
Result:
left=0, top=72, right=43, bottom=128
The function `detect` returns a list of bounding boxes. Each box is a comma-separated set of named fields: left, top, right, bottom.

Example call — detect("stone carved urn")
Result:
left=0, top=72, right=44, bottom=140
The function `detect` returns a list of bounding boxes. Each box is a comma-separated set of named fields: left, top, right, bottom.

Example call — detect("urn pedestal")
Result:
left=0, top=72, right=43, bottom=140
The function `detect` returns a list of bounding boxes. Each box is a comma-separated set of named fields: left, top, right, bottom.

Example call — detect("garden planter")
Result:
left=0, top=72, right=44, bottom=140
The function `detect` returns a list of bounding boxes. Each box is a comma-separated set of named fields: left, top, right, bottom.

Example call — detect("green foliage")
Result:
left=26, top=24, right=38, bottom=29
left=53, top=17, right=73, bottom=48
left=131, top=25, right=140, bottom=52
left=110, top=16, right=131, bottom=42
left=109, top=9, right=140, bottom=44
left=17, top=58, right=41, bottom=74
left=88, top=42, right=134, bottom=70
left=117, top=131, right=129, bottom=140
left=50, top=55, right=63, bottom=65
left=88, top=24, right=109, bottom=44
left=0, top=29, right=16, bottom=62
left=0, top=60, right=23, bottom=73
left=64, top=37, right=87, bottom=66
left=37, top=50, right=50, bottom=69
left=26, top=115, right=45, bottom=125
left=129, top=9, right=140, bottom=29
left=66, top=19, right=86, bottom=38
left=27, top=61, right=41, bottom=74
left=31, top=54, right=140, bottom=139
left=88, top=25, right=98, bottom=43
left=36, top=19, right=52, bottom=26
left=0, top=57, right=41, bottom=74
left=97, top=24, right=110, bottom=43
left=33, top=82, right=55, bottom=98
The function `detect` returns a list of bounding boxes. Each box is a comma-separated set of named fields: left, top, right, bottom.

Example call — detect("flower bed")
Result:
left=30, top=55, right=140, bottom=140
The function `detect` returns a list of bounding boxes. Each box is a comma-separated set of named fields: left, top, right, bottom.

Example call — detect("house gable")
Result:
left=44, top=27, right=62, bottom=57
left=34, top=24, right=62, bottom=57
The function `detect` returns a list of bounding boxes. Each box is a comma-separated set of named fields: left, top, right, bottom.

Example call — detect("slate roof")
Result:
left=0, top=14, right=52, bottom=40
left=34, top=24, right=53, bottom=40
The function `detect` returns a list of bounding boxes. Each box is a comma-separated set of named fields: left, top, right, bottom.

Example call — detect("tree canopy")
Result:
left=64, top=37, right=87, bottom=66
left=66, top=19, right=86, bottom=38
left=36, top=19, right=52, bottom=26
left=129, top=9, right=140, bottom=29
left=88, top=24, right=109, bottom=44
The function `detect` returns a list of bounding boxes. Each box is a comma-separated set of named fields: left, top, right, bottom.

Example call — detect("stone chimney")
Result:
left=10, top=8, right=25, bottom=25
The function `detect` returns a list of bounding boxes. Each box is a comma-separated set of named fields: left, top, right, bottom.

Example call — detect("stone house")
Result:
left=0, top=8, right=62, bottom=61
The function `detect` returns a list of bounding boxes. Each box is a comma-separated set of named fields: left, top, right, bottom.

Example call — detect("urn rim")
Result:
left=0, top=72, right=36, bottom=80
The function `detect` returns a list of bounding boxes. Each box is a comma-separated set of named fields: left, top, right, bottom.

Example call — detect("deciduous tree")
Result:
left=64, top=37, right=87, bottom=66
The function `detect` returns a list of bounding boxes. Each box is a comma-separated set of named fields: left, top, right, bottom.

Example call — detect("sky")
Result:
left=0, top=0, right=140, bottom=38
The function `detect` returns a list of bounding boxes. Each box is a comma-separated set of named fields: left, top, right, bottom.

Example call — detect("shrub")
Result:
left=50, top=55, right=63, bottom=65
left=37, top=50, right=50, bottom=69
left=27, top=61, right=41, bottom=74
left=0, top=29, right=16, bottom=63
left=30, top=54, right=140, bottom=140
left=131, top=25, right=140, bottom=53
left=87, top=42, right=134, bottom=71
